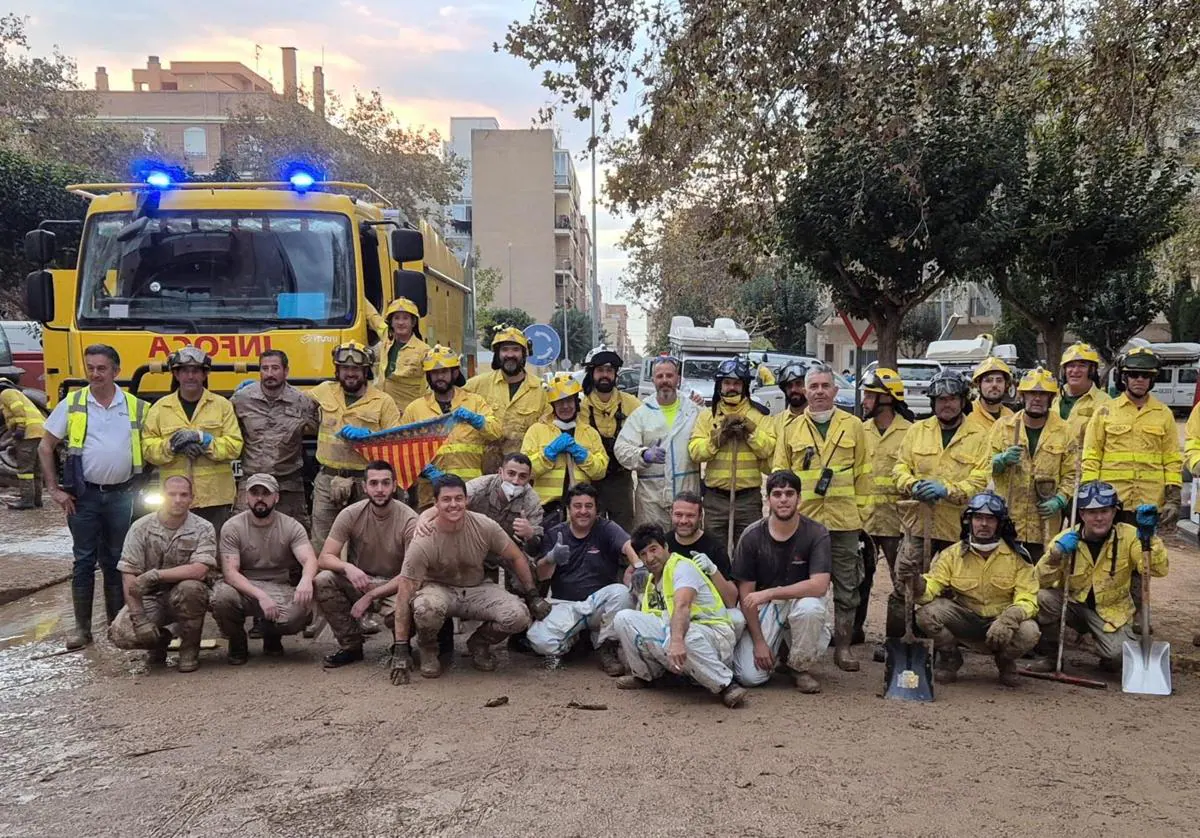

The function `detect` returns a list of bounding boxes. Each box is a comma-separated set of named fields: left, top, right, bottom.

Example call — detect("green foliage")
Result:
left=735, top=269, right=821, bottom=354
left=551, top=308, right=606, bottom=365
left=993, top=300, right=1040, bottom=367
left=477, top=307, right=535, bottom=346
left=190, top=155, right=241, bottom=183
left=1069, top=260, right=1171, bottom=364
left=1167, top=283, right=1200, bottom=343
left=473, top=262, right=504, bottom=311
left=898, top=305, right=942, bottom=359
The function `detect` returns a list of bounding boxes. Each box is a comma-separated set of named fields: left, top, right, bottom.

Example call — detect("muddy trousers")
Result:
left=594, top=470, right=635, bottom=533
left=525, top=583, right=634, bottom=656
left=856, top=535, right=900, bottom=637
left=702, top=487, right=763, bottom=555
left=109, top=580, right=209, bottom=650
left=1035, top=588, right=1135, bottom=662
left=613, top=610, right=737, bottom=693
left=412, top=582, right=531, bottom=654
left=828, top=530, right=863, bottom=621
left=914, top=599, right=1040, bottom=669
left=314, top=570, right=394, bottom=651
left=9, top=437, right=41, bottom=506
left=67, top=485, right=136, bottom=636
left=732, top=594, right=833, bottom=686
left=211, top=580, right=311, bottom=638
left=310, top=471, right=363, bottom=553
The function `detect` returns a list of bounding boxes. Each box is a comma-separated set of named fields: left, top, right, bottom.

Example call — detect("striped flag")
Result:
left=352, top=414, right=458, bottom=489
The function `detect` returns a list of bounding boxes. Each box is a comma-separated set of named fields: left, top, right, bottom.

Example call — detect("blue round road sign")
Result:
left=524, top=324, right=562, bottom=366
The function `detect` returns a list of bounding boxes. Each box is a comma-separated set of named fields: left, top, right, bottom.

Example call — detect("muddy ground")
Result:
left=2, top=501, right=1200, bottom=838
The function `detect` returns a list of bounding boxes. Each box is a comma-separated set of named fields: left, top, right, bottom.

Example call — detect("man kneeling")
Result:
left=108, top=476, right=217, bottom=672
left=896, top=491, right=1040, bottom=686
left=612, top=524, right=747, bottom=708
left=389, top=475, right=551, bottom=683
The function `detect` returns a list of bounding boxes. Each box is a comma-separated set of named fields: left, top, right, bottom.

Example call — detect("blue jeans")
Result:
left=67, top=485, right=136, bottom=626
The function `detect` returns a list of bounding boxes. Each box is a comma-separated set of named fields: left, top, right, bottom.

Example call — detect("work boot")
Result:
left=543, top=655, right=564, bottom=671
left=148, top=632, right=171, bottom=666
left=833, top=613, right=860, bottom=672
left=933, top=648, right=962, bottom=684
left=597, top=640, right=626, bottom=677
left=262, top=631, right=284, bottom=657
left=791, top=670, right=822, bottom=694
left=996, top=656, right=1022, bottom=687
left=226, top=627, right=249, bottom=665
left=417, top=643, right=443, bottom=678
left=721, top=683, right=748, bottom=708
left=615, top=675, right=647, bottom=690
left=248, top=617, right=264, bottom=639
left=467, top=625, right=505, bottom=672
left=6, top=498, right=35, bottom=510
left=176, top=620, right=202, bottom=673
left=872, top=644, right=886, bottom=664
left=322, top=647, right=364, bottom=668
left=67, top=588, right=94, bottom=650
left=1193, top=631, right=1200, bottom=647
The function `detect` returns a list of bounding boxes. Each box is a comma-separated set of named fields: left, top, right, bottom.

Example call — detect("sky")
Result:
left=9, top=0, right=647, bottom=351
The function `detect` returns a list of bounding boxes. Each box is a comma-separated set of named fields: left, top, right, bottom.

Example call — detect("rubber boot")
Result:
left=226, top=626, right=249, bottom=665
left=597, top=640, right=626, bottom=676
left=148, top=630, right=171, bottom=665
left=996, top=655, right=1022, bottom=687
left=33, top=474, right=43, bottom=508
left=833, top=611, right=860, bottom=672
left=262, top=628, right=284, bottom=657
left=66, top=587, right=94, bottom=650
left=466, top=624, right=507, bottom=672
left=933, top=646, right=963, bottom=684
left=417, top=642, right=443, bottom=678
left=176, top=619, right=203, bottom=673
left=102, top=574, right=125, bottom=624
left=854, top=539, right=875, bottom=645
left=6, top=482, right=36, bottom=510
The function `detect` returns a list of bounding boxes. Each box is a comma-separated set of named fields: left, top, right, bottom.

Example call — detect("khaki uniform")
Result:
left=893, top=417, right=991, bottom=544
left=987, top=410, right=1079, bottom=547
left=314, top=499, right=418, bottom=650
left=0, top=387, right=44, bottom=506
left=230, top=382, right=318, bottom=531
left=578, top=390, right=643, bottom=531
left=211, top=511, right=313, bottom=637
left=688, top=400, right=774, bottom=551
left=142, top=390, right=243, bottom=514
left=108, top=512, right=218, bottom=650
left=1082, top=393, right=1182, bottom=509
left=464, top=369, right=547, bottom=473
left=401, top=389, right=501, bottom=509
left=309, top=381, right=402, bottom=549
left=375, top=334, right=431, bottom=413
left=522, top=420, right=609, bottom=507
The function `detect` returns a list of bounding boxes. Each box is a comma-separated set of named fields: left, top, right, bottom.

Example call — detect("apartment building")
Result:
left=601, top=303, right=636, bottom=361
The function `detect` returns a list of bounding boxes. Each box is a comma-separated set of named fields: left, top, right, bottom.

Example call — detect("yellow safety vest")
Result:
left=66, top=388, right=147, bottom=472
left=640, top=553, right=731, bottom=627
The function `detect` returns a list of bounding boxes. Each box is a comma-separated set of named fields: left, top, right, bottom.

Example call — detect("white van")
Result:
left=1111, top=340, right=1200, bottom=414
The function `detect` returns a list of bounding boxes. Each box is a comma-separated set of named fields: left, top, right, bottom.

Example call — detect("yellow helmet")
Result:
left=332, top=341, right=375, bottom=368
left=422, top=344, right=462, bottom=372
left=1060, top=342, right=1100, bottom=367
left=861, top=367, right=906, bottom=400
left=972, top=356, right=1012, bottom=381
left=491, top=325, right=530, bottom=352
left=545, top=372, right=582, bottom=403
left=384, top=297, right=420, bottom=322
left=1017, top=366, right=1058, bottom=394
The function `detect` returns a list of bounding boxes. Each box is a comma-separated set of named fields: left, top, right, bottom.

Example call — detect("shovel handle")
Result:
left=1140, top=539, right=1153, bottom=660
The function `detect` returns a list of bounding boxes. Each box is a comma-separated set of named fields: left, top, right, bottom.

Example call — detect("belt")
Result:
left=320, top=466, right=365, bottom=478
left=704, top=484, right=761, bottom=498
left=85, top=478, right=136, bottom=492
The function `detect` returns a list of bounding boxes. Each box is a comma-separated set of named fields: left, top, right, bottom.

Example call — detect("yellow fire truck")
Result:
left=24, top=174, right=472, bottom=404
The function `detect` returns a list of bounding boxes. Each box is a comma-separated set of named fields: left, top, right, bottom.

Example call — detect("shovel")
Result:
left=1121, top=537, right=1171, bottom=695
left=885, top=501, right=934, bottom=702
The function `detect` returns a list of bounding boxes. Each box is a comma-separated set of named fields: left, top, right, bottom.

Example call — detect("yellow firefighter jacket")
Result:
left=402, top=389, right=501, bottom=507
left=918, top=540, right=1039, bottom=619
left=1082, top=393, right=1182, bottom=509
left=861, top=415, right=912, bottom=538
left=142, top=389, right=243, bottom=508
left=987, top=410, right=1080, bottom=545
left=688, top=398, right=775, bottom=492
left=310, top=381, right=402, bottom=472
left=773, top=408, right=871, bottom=531
left=522, top=419, right=609, bottom=505
left=893, top=416, right=991, bottom=543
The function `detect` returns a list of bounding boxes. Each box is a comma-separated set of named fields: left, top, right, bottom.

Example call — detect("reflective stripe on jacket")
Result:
left=861, top=415, right=912, bottom=538
left=772, top=408, right=871, bottom=531
left=987, top=410, right=1079, bottom=544
left=918, top=540, right=1038, bottom=619
left=402, top=388, right=501, bottom=507
left=1081, top=394, right=1181, bottom=508
left=1053, top=385, right=1110, bottom=442
left=522, top=420, right=608, bottom=506
left=66, top=388, right=146, bottom=471
left=893, top=417, right=991, bottom=543
left=375, top=335, right=430, bottom=413
left=0, top=388, right=44, bottom=439
left=464, top=368, right=548, bottom=466
left=687, top=400, right=774, bottom=491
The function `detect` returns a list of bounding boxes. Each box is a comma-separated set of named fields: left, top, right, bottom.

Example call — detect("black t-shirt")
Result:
left=731, top=516, right=832, bottom=590
left=180, top=396, right=199, bottom=421
left=541, top=519, right=630, bottom=601
left=667, top=530, right=732, bottom=578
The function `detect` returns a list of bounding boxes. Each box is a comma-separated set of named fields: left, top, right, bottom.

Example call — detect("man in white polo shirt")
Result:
left=39, top=344, right=150, bottom=651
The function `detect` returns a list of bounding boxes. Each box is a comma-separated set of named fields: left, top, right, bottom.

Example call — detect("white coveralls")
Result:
left=613, top=395, right=703, bottom=529
left=732, top=590, right=834, bottom=687
left=526, top=583, right=634, bottom=656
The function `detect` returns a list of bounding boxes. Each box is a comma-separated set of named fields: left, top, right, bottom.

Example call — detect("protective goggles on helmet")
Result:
left=649, top=354, right=682, bottom=373
left=168, top=346, right=211, bottom=370
left=929, top=371, right=969, bottom=399
left=1076, top=480, right=1120, bottom=510
left=965, top=491, right=1008, bottom=518
left=777, top=360, right=811, bottom=388
left=332, top=342, right=374, bottom=367
left=716, top=358, right=752, bottom=380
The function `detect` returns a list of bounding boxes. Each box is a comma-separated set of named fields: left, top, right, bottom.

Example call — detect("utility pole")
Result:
left=590, top=105, right=600, bottom=346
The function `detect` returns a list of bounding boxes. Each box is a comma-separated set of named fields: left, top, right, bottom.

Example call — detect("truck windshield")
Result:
left=683, top=359, right=724, bottom=383
left=76, top=210, right=356, bottom=328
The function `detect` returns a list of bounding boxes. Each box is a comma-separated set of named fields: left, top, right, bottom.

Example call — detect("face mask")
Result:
left=721, top=394, right=742, bottom=406
left=808, top=407, right=835, bottom=423
left=553, top=418, right=576, bottom=431
left=500, top=480, right=523, bottom=500
left=969, top=540, right=999, bottom=553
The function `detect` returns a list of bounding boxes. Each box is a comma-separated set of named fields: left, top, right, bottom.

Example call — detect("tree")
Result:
left=1166, top=282, right=1200, bottom=342
left=477, top=307, right=535, bottom=347
left=224, top=88, right=462, bottom=224
left=1070, top=259, right=1171, bottom=364
left=993, top=301, right=1040, bottom=367
left=735, top=269, right=821, bottom=354
left=473, top=263, right=503, bottom=311
left=551, top=308, right=605, bottom=366
left=898, top=305, right=941, bottom=360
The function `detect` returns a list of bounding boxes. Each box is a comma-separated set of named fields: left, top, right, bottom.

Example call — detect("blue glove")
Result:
left=1054, top=530, right=1079, bottom=554
left=912, top=480, right=947, bottom=501
left=568, top=441, right=589, bottom=464
left=338, top=425, right=372, bottom=442
left=421, top=464, right=446, bottom=481
left=235, top=379, right=254, bottom=392
left=1136, top=503, right=1159, bottom=542
left=199, top=431, right=213, bottom=448
left=543, top=433, right=573, bottom=460
left=451, top=406, right=486, bottom=430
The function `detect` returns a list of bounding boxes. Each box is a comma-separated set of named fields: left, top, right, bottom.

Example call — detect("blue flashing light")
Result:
left=145, top=170, right=172, bottom=189
left=289, top=171, right=316, bottom=192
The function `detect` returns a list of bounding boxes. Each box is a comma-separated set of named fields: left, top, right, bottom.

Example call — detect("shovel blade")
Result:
left=1121, top=639, right=1172, bottom=695
left=883, top=637, right=934, bottom=702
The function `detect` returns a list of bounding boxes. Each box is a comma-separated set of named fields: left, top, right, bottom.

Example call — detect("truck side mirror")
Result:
left=391, top=228, right=424, bottom=264
left=393, top=269, right=428, bottom=316
left=24, top=229, right=56, bottom=265
left=25, top=270, right=54, bottom=323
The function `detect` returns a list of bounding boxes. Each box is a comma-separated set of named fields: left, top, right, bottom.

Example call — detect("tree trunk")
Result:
left=873, top=308, right=902, bottom=369
left=1042, top=324, right=1065, bottom=370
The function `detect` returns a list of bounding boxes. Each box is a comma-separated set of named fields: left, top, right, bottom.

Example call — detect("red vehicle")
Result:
left=0, top=321, right=44, bottom=392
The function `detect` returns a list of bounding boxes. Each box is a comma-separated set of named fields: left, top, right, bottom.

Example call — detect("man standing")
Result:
left=465, top=326, right=547, bottom=474
left=231, top=349, right=318, bottom=530
left=772, top=362, right=870, bottom=671
left=401, top=345, right=500, bottom=509
left=524, top=483, right=639, bottom=671
left=313, top=460, right=419, bottom=668
left=964, top=357, right=1015, bottom=432
left=388, top=475, right=551, bottom=683
left=578, top=345, right=643, bottom=530
left=522, top=373, right=608, bottom=515
left=211, top=473, right=319, bottom=664
left=108, top=475, right=216, bottom=673
left=142, top=347, right=242, bottom=532
left=309, top=341, right=402, bottom=549
left=729, top=471, right=833, bottom=694
left=612, top=524, right=747, bottom=708
left=895, top=491, right=1040, bottom=686
left=988, top=367, right=1078, bottom=562
left=1052, top=342, right=1110, bottom=440
left=894, top=370, right=991, bottom=553
left=1028, top=481, right=1168, bottom=672
left=856, top=368, right=913, bottom=646
left=614, top=356, right=702, bottom=529
left=0, top=380, right=44, bottom=509
left=1083, top=347, right=1181, bottom=529
left=375, top=297, right=430, bottom=413
left=767, top=361, right=810, bottom=446
left=688, top=358, right=775, bottom=552
left=40, top=344, right=149, bottom=650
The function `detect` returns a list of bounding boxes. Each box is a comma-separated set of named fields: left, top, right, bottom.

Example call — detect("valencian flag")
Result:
left=351, top=414, right=458, bottom=489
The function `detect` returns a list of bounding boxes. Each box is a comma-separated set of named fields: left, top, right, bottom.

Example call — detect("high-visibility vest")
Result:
left=640, top=553, right=731, bottom=627
left=66, top=388, right=147, bottom=473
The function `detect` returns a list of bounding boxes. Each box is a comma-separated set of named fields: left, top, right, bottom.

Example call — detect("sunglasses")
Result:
left=1125, top=371, right=1154, bottom=380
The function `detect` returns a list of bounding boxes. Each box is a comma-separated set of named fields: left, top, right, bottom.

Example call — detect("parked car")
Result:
left=617, top=367, right=641, bottom=395
left=860, top=359, right=943, bottom=418
left=0, top=321, right=43, bottom=391
left=0, top=323, right=27, bottom=386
